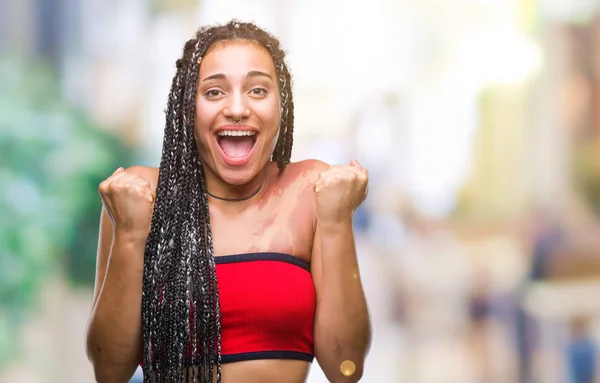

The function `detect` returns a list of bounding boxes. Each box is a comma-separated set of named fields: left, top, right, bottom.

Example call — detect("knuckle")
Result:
left=110, top=181, right=125, bottom=192
left=109, top=181, right=122, bottom=193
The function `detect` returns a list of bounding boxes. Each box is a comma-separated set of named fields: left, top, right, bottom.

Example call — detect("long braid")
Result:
left=142, top=20, right=295, bottom=382
left=272, top=61, right=295, bottom=168
left=142, top=59, right=186, bottom=379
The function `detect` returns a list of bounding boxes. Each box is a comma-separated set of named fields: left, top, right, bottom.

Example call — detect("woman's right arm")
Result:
left=85, top=167, right=156, bottom=383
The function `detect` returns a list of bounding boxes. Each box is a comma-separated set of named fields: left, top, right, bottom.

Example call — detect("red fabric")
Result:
left=216, top=256, right=316, bottom=357
left=140, top=253, right=316, bottom=365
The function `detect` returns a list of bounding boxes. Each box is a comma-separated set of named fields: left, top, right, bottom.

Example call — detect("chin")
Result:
left=218, top=167, right=258, bottom=186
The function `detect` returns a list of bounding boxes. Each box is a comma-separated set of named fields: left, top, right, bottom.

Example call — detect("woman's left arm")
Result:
left=310, top=160, right=372, bottom=382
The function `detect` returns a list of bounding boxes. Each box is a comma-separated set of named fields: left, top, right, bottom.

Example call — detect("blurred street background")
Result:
left=4, top=0, right=600, bottom=382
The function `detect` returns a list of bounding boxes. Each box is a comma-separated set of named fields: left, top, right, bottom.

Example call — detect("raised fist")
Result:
left=314, top=159, right=369, bottom=224
left=98, top=167, right=156, bottom=238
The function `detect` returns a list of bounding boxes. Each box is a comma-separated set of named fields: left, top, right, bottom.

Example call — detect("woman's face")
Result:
left=195, top=40, right=281, bottom=186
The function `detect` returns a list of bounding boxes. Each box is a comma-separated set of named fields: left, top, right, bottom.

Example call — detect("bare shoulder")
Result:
left=286, top=159, right=330, bottom=183
left=125, top=166, right=159, bottom=191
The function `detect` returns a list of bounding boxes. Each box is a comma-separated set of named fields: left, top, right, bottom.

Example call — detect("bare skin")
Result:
left=89, top=161, right=321, bottom=383
left=86, top=40, right=370, bottom=383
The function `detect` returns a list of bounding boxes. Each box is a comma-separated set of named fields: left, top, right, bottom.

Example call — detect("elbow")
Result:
left=314, top=334, right=370, bottom=381
left=315, top=345, right=367, bottom=383
left=85, top=322, right=99, bottom=364
left=320, top=359, right=365, bottom=383
left=338, top=359, right=365, bottom=383
left=85, top=329, right=138, bottom=383
left=348, top=364, right=365, bottom=383
left=85, top=320, right=107, bottom=366
left=91, top=364, right=135, bottom=383
left=87, top=355, right=137, bottom=383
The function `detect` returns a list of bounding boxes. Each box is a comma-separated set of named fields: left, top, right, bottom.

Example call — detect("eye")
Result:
left=250, top=88, right=267, bottom=97
left=205, top=89, right=223, bottom=98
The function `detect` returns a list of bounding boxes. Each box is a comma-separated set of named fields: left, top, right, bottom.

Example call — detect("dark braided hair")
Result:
left=141, top=20, right=295, bottom=382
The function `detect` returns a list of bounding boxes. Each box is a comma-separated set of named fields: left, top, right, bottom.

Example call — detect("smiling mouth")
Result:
left=216, top=130, right=258, bottom=159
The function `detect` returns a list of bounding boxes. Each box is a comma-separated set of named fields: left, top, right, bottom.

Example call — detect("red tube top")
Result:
left=142, top=252, right=316, bottom=366
left=215, top=252, right=316, bottom=363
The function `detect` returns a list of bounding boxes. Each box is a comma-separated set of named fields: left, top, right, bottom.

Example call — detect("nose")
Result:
left=223, top=91, right=250, bottom=122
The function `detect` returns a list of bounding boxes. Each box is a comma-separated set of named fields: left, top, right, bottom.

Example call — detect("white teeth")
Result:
left=217, top=130, right=256, bottom=137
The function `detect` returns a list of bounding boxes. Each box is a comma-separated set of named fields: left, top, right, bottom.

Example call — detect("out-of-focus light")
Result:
left=340, top=360, right=356, bottom=376
left=540, top=0, right=599, bottom=24
left=458, top=26, right=543, bottom=87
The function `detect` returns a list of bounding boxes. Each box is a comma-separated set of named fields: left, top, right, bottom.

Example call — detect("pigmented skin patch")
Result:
left=340, top=360, right=356, bottom=376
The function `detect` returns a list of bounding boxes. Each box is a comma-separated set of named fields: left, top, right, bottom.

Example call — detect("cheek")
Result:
left=194, top=102, right=218, bottom=140
left=258, top=102, right=280, bottom=152
left=256, top=99, right=281, bottom=133
left=193, top=105, right=216, bottom=156
left=195, top=101, right=213, bottom=131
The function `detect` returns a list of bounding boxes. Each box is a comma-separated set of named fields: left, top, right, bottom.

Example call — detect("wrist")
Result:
left=317, top=214, right=354, bottom=233
left=110, top=232, right=147, bottom=271
left=113, top=228, right=149, bottom=247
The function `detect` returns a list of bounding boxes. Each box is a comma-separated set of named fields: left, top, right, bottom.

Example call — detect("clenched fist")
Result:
left=98, top=167, right=156, bottom=238
left=313, top=159, right=369, bottom=224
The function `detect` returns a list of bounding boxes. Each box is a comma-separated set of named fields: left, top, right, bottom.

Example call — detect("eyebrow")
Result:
left=201, top=73, right=226, bottom=82
left=247, top=70, right=272, bottom=80
left=200, top=71, right=273, bottom=82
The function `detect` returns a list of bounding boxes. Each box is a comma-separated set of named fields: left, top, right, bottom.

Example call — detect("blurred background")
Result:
left=3, top=0, right=600, bottom=382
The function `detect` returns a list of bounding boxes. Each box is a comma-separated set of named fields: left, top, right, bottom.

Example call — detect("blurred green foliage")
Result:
left=0, top=58, right=137, bottom=367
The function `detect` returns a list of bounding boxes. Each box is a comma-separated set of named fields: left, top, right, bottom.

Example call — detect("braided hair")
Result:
left=141, top=20, right=295, bottom=382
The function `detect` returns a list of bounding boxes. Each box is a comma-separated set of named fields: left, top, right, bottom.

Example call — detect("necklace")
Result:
left=207, top=180, right=265, bottom=202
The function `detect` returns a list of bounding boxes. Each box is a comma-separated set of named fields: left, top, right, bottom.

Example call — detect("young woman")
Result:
left=85, top=20, right=371, bottom=383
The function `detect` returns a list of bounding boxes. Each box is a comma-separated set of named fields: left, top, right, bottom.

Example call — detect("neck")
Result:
left=203, top=166, right=268, bottom=203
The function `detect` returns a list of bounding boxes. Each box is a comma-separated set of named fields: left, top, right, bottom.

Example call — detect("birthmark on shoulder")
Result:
left=252, top=213, right=278, bottom=236
left=281, top=182, right=315, bottom=254
left=256, top=185, right=284, bottom=209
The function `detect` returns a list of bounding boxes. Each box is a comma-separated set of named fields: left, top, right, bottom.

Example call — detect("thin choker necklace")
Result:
left=207, top=179, right=265, bottom=202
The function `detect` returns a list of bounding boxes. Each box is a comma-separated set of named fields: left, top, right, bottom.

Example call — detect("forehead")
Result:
left=199, top=40, right=276, bottom=78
